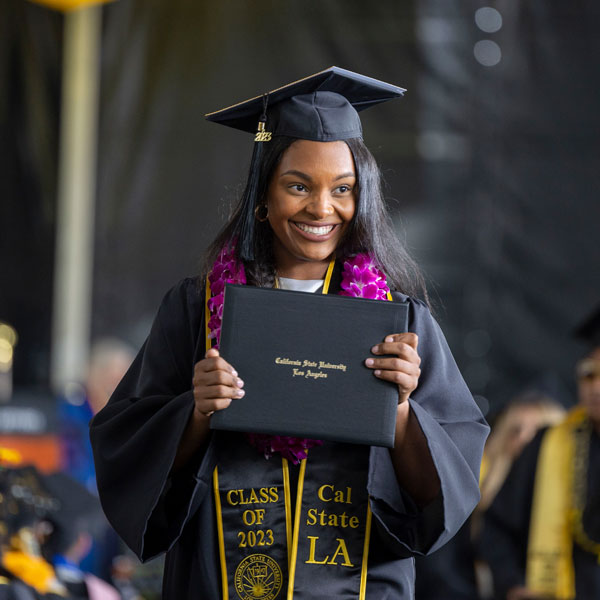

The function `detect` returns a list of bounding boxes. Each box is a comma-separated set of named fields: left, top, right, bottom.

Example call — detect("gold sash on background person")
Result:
left=525, top=407, right=588, bottom=599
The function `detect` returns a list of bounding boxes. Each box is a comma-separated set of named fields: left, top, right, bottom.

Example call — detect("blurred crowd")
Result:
left=415, top=305, right=600, bottom=600
left=1, top=338, right=161, bottom=600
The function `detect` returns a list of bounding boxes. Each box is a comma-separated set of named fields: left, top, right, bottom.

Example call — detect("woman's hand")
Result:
left=365, top=333, right=421, bottom=404
left=192, top=348, right=244, bottom=418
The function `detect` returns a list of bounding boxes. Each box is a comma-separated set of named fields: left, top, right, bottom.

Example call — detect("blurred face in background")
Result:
left=87, top=343, right=134, bottom=414
left=503, top=405, right=551, bottom=458
left=577, top=347, right=600, bottom=429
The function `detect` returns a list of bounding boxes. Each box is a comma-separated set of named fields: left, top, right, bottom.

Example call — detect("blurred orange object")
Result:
left=0, top=435, right=60, bottom=473
left=0, top=446, right=22, bottom=465
left=27, top=0, right=114, bottom=12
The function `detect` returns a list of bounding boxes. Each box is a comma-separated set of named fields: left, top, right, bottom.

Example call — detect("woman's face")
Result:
left=266, top=139, right=356, bottom=280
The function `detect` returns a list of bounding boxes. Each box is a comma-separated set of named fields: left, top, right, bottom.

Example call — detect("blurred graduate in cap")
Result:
left=0, top=461, right=121, bottom=599
left=0, top=463, right=66, bottom=599
left=480, top=304, right=600, bottom=600
left=90, top=67, right=489, bottom=599
left=40, top=472, right=121, bottom=600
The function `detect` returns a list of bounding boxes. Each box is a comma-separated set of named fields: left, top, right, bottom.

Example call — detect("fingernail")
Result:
left=365, top=358, right=374, bottom=366
left=236, top=389, right=245, bottom=397
left=230, top=368, right=238, bottom=376
left=385, top=336, right=394, bottom=343
left=371, top=345, right=378, bottom=353
left=374, top=370, right=381, bottom=376
left=236, top=378, right=244, bottom=388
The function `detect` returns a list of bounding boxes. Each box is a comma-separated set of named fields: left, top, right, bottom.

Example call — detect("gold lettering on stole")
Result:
left=305, top=536, right=329, bottom=565
left=305, top=536, right=354, bottom=567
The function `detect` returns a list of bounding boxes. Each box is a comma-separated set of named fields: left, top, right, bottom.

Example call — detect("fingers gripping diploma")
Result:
left=364, top=333, right=421, bottom=404
left=192, top=348, right=245, bottom=418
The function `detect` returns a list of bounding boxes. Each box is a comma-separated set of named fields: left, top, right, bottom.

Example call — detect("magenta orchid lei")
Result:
left=206, top=245, right=390, bottom=464
left=339, top=253, right=390, bottom=301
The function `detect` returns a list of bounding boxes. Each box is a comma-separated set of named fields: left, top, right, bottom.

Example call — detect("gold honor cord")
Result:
left=282, top=458, right=293, bottom=564
left=359, top=503, right=373, bottom=599
left=213, top=468, right=229, bottom=600
left=322, top=258, right=335, bottom=295
left=287, top=456, right=308, bottom=599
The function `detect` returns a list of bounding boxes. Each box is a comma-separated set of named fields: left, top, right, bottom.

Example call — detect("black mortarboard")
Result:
left=206, top=66, right=405, bottom=140
left=574, top=304, right=600, bottom=348
left=205, top=67, right=405, bottom=260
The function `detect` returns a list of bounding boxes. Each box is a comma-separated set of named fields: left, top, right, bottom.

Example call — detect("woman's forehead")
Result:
left=277, top=140, right=356, bottom=173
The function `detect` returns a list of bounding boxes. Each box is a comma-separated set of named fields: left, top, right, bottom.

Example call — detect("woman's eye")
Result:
left=289, top=184, right=307, bottom=192
left=336, top=185, right=352, bottom=194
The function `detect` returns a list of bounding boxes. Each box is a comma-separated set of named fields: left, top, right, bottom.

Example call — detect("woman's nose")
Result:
left=306, top=191, right=334, bottom=219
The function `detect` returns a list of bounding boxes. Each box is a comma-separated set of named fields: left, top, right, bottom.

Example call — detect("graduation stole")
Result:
left=525, top=407, right=590, bottom=599
left=205, top=249, right=393, bottom=599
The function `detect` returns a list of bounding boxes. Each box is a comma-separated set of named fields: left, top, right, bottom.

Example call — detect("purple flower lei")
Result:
left=206, top=245, right=390, bottom=464
left=339, top=253, right=390, bottom=301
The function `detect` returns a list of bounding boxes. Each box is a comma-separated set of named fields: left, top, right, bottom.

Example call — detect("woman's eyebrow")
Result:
left=279, top=170, right=356, bottom=181
left=280, top=169, right=312, bottom=181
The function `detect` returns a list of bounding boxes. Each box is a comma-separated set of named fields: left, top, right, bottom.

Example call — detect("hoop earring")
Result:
left=254, top=204, right=269, bottom=222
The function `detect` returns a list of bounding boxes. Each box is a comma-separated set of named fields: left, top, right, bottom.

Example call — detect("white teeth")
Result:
left=296, top=223, right=335, bottom=235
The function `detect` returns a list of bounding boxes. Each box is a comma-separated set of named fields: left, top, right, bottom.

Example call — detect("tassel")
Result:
left=237, top=94, right=271, bottom=262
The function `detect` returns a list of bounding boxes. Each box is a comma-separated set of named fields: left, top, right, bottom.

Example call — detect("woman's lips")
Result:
left=292, top=221, right=339, bottom=240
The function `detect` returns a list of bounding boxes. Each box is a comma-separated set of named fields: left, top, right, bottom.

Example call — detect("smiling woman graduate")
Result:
left=90, top=67, right=489, bottom=599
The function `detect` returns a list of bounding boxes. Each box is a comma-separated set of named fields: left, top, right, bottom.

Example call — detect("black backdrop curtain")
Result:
left=2, top=0, right=599, bottom=416
left=415, top=0, right=600, bottom=411
left=0, top=0, right=61, bottom=386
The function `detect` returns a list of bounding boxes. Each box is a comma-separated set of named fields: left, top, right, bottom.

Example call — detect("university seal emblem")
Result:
left=234, top=553, right=283, bottom=600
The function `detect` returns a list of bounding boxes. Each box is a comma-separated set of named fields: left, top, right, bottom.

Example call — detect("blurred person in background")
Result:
left=0, top=457, right=124, bottom=599
left=56, top=338, right=139, bottom=592
left=415, top=387, right=566, bottom=600
left=476, top=389, right=567, bottom=517
left=0, top=461, right=67, bottom=598
left=40, top=471, right=121, bottom=600
left=59, top=338, right=135, bottom=493
left=479, top=305, right=600, bottom=600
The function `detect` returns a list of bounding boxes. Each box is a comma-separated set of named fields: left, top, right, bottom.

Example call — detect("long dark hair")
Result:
left=203, top=136, right=428, bottom=301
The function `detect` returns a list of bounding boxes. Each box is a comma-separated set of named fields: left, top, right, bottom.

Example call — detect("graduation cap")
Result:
left=0, top=465, right=59, bottom=541
left=205, top=67, right=406, bottom=261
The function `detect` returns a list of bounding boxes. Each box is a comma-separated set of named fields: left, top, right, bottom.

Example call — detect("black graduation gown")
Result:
left=413, top=518, right=479, bottom=600
left=90, top=277, right=489, bottom=599
left=479, top=427, right=600, bottom=599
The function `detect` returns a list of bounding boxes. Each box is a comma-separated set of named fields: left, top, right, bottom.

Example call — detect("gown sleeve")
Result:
left=89, top=278, right=212, bottom=561
left=367, top=295, right=490, bottom=557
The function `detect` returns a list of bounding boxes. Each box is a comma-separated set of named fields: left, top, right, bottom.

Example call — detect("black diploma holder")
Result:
left=209, top=284, right=409, bottom=448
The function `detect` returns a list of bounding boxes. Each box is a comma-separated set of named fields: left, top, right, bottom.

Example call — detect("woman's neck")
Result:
left=274, top=258, right=332, bottom=280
